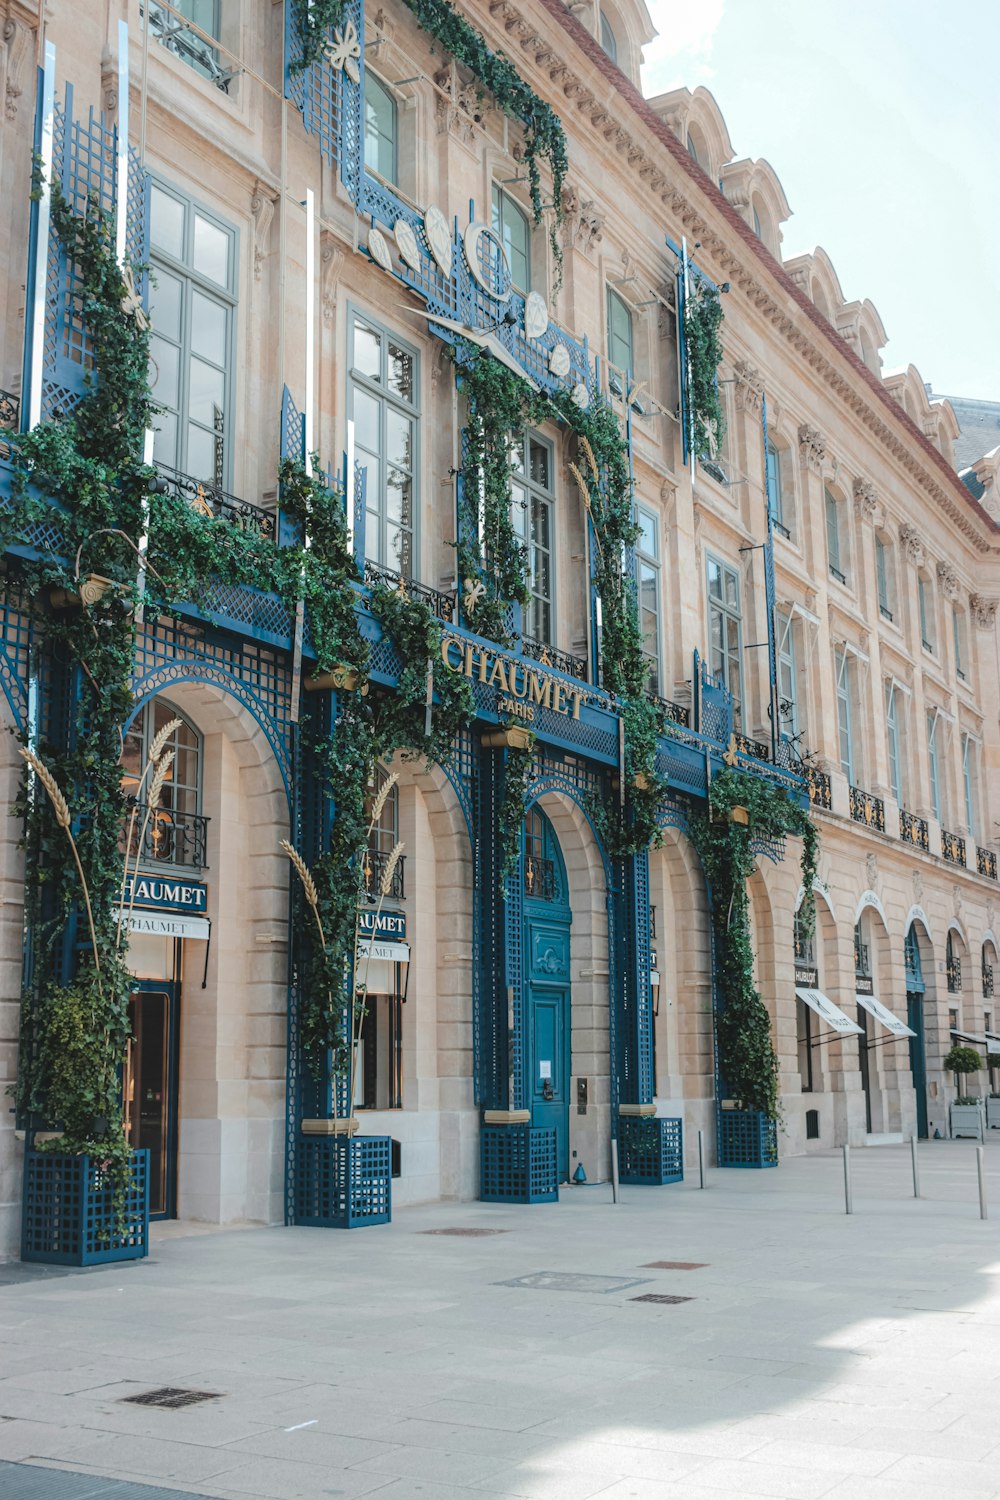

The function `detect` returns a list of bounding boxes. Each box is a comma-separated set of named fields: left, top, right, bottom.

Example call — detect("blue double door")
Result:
left=523, top=810, right=572, bottom=1183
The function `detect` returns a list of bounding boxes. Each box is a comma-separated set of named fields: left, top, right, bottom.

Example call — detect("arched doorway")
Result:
left=523, top=807, right=572, bottom=1182
left=906, top=924, right=929, bottom=1138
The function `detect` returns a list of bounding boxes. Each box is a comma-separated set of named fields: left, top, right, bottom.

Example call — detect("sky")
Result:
left=642, top=0, right=1000, bottom=400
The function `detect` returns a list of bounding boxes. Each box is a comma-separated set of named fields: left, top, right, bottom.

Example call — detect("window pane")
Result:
left=608, top=291, right=632, bottom=372
left=529, top=438, right=550, bottom=490
left=149, top=335, right=179, bottom=407
left=149, top=268, right=183, bottom=340
left=353, top=388, right=380, bottom=452
left=151, top=187, right=185, bottom=258
left=152, top=408, right=178, bottom=467
left=724, top=569, right=739, bottom=611
left=192, top=215, right=230, bottom=287
left=637, top=507, right=657, bottom=557
left=503, top=199, right=530, bottom=291
left=364, top=76, right=396, bottom=181
left=511, top=482, right=528, bottom=540
left=188, top=355, right=225, bottom=425
left=707, top=559, right=722, bottom=599
left=190, top=291, right=227, bottom=363
left=385, top=409, right=412, bottom=472
left=387, top=341, right=414, bottom=402
left=354, top=322, right=382, bottom=382
left=186, top=420, right=219, bottom=481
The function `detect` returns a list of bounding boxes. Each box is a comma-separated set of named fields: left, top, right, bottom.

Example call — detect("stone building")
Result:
left=0, top=0, right=997, bottom=1255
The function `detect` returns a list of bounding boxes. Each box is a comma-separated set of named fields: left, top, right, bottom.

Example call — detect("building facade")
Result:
left=0, top=0, right=998, bottom=1254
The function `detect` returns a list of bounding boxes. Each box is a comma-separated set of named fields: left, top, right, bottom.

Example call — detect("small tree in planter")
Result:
left=944, top=1045, right=984, bottom=1139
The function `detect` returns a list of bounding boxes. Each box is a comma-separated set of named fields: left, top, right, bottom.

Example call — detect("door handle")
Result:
left=542, top=1078, right=554, bottom=1101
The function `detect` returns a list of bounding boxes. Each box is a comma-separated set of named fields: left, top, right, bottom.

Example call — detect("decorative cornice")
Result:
left=852, top=477, right=877, bottom=522
left=797, top=423, right=826, bottom=473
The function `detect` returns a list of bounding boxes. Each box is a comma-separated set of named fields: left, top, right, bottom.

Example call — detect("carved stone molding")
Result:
left=250, top=181, right=278, bottom=283
left=797, top=423, right=826, bottom=473
left=559, top=184, right=603, bottom=253
left=3, top=18, right=32, bottom=122
left=899, top=522, right=925, bottom=567
left=433, top=63, right=484, bottom=143
left=866, top=852, right=878, bottom=891
left=100, top=46, right=118, bottom=114
left=319, top=229, right=344, bottom=321
left=970, top=594, right=998, bottom=629
left=852, top=477, right=877, bottom=522
left=733, top=359, right=763, bottom=416
left=935, top=561, right=960, bottom=601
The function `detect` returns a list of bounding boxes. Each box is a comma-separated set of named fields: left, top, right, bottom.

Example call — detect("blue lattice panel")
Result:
left=717, top=1110, right=778, bottom=1169
left=294, top=1135, right=392, bottom=1227
left=21, top=1150, right=149, bottom=1265
left=618, top=1117, right=683, bottom=1185
left=480, top=1124, right=558, bottom=1204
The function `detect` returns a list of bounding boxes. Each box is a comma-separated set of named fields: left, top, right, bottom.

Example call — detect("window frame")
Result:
left=825, top=487, right=846, bottom=585
left=348, top=305, right=420, bottom=577
left=707, top=554, right=743, bottom=707
left=511, top=429, right=556, bottom=647
left=766, top=437, right=790, bottom=538
left=636, top=503, right=662, bottom=695
left=606, top=287, right=634, bottom=391
left=363, top=71, right=399, bottom=185
left=885, top=682, right=903, bottom=805
left=962, top=732, right=978, bottom=839
left=918, top=573, right=935, bottom=653
left=875, top=533, right=894, bottom=621
left=835, top=647, right=855, bottom=784
left=927, top=710, right=942, bottom=822
left=599, top=11, right=618, bottom=62
left=776, top=610, right=798, bottom=742
left=953, top=605, right=967, bottom=682
left=491, top=184, right=531, bottom=294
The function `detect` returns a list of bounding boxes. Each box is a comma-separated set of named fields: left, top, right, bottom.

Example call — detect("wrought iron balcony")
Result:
left=977, top=847, right=997, bottom=881
left=522, top=637, right=588, bottom=682
left=830, top=565, right=847, bottom=585
left=120, top=799, right=209, bottom=870
left=142, top=1, right=236, bottom=91
left=363, top=561, right=455, bottom=623
left=879, top=604, right=893, bottom=622
left=649, top=693, right=690, bottom=729
left=361, top=847, right=405, bottom=901
left=849, top=785, right=885, bottom=832
left=806, top=766, right=832, bottom=810
left=854, top=936, right=871, bottom=978
left=0, top=388, right=19, bottom=459
left=899, top=809, right=929, bottom=851
left=524, top=854, right=556, bottom=900
left=984, top=963, right=995, bottom=999
left=154, top=463, right=275, bottom=539
left=942, top=829, right=966, bottom=866
left=735, top=731, right=769, bottom=761
left=947, top=957, right=962, bottom=994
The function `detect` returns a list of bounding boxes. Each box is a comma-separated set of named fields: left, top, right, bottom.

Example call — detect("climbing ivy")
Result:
left=497, top=735, right=536, bottom=880
left=685, top=280, right=726, bottom=460
left=289, top=0, right=347, bottom=73
left=688, top=768, right=819, bottom=1121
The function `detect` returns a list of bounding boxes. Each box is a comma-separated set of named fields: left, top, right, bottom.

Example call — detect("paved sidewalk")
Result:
left=2, top=1141, right=1000, bottom=1500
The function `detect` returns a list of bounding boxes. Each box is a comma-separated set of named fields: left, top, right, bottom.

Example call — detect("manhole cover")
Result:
left=421, top=1228, right=509, bottom=1237
left=641, top=1261, right=706, bottom=1270
left=497, top=1272, right=652, bottom=1294
left=631, top=1293, right=694, bottom=1305
left=120, top=1387, right=222, bottom=1409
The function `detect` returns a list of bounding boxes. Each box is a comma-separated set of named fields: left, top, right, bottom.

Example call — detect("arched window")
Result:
left=752, top=202, right=763, bottom=240
left=121, top=698, right=205, bottom=869
left=607, top=288, right=634, bottom=390
left=363, top=764, right=402, bottom=899
left=491, top=185, right=530, bottom=292
left=364, top=74, right=397, bottom=183
left=599, top=11, right=618, bottom=62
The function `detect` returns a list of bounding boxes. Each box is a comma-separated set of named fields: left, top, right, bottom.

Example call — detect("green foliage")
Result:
left=288, top=0, right=348, bottom=73
left=944, top=1045, right=982, bottom=1076
left=686, top=281, right=726, bottom=460
left=497, top=736, right=536, bottom=879
left=689, top=769, right=819, bottom=1120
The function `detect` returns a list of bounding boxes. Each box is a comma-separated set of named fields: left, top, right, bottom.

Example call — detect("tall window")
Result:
left=766, top=439, right=788, bottom=536
left=707, top=556, right=742, bottom=704
left=825, top=488, right=845, bottom=584
left=885, top=683, right=903, bottom=805
left=121, top=698, right=204, bottom=869
left=835, top=647, right=855, bottom=783
left=962, top=733, right=978, bottom=838
left=918, top=574, right=934, bottom=652
left=512, top=432, right=554, bottom=645
left=491, top=186, right=530, bottom=292
left=875, top=534, right=893, bottom=620
left=364, top=74, right=397, bottom=183
left=147, top=0, right=222, bottom=86
left=636, top=505, right=661, bottom=694
left=927, top=712, right=941, bottom=822
left=953, top=606, right=967, bottom=681
left=149, top=181, right=236, bottom=485
left=599, top=11, right=618, bottom=61
left=776, top=612, right=798, bottom=742
left=607, top=289, right=634, bottom=388
left=349, top=311, right=418, bottom=575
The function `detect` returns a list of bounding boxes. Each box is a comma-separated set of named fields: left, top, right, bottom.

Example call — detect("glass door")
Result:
left=124, top=982, right=180, bottom=1217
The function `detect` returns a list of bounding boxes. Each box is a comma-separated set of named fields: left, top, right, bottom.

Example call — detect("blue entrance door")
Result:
left=523, top=809, right=572, bottom=1183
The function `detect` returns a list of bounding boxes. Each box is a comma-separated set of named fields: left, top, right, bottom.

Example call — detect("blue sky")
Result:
left=642, top=0, right=1000, bottom=400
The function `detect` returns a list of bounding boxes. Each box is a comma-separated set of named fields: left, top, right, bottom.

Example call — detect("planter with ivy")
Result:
left=689, top=768, right=819, bottom=1169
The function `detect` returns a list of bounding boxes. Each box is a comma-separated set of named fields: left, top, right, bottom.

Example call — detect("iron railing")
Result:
left=806, top=766, right=832, bottom=810
left=735, top=731, right=770, bottom=761
left=522, top=638, right=588, bottom=682
left=154, top=463, right=275, bottom=538
left=978, top=847, right=998, bottom=881
left=947, top=957, right=962, bottom=994
left=942, top=829, right=966, bottom=866
left=361, top=847, right=405, bottom=901
left=899, top=809, right=929, bottom=851
left=650, top=693, right=690, bottom=729
left=143, top=1, right=235, bottom=90
left=849, top=785, right=885, bottom=832
left=364, top=561, right=455, bottom=623
left=120, top=800, right=209, bottom=870
left=984, top=963, right=995, bottom=999
left=524, top=854, right=556, bottom=900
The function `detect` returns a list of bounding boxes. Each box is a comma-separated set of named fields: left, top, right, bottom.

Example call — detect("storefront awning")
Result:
left=986, top=1031, right=1000, bottom=1055
left=355, top=940, right=410, bottom=999
left=356, top=940, right=409, bottom=965
left=855, top=993, right=916, bottom=1039
left=116, top=909, right=210, bottom=941
left=795, top=987, right=863, bottom=1035
left=951, top=1028, right=987, bottom=1048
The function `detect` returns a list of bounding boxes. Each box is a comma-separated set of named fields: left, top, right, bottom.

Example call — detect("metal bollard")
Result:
left=911, top=1134, right=920, bottom=1199
left=697, top=1129, right=705, bottom=1189
left=977, top=1146, right=988, bottom=1221
left=842, top=1142, right=853, bottom=1215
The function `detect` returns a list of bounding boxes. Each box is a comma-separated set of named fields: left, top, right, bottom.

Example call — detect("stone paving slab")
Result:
left=4, top=1144, right=1000, bottom=1499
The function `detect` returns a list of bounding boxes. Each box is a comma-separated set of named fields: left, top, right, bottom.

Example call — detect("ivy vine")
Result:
left=497, top=736, right=536, bottom=879
left=288, top=0, right=347, bottom=73
left=686, top=281, right=726, bottom=461
left=688, top=768, right=819, bottom=1121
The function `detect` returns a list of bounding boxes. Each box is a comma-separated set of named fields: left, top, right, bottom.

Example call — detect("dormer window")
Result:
left=599, top=12, right=618, bottom=62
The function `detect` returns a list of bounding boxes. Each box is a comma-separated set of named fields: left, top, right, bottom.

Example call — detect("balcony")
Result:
left=849, top=785, right=885, bottom=832
left=361, top=847, right=405, bottom=901
left=0, top=388, right=18, bottom=460
left=978, top=847, right=998, bottom=881
left=154, top=463, right=276, bottom=539
left=524, top=854, right=556, bottom=900
left=650, top=694, right=690, bottom=729
left=120, top=800, right=209, bottom=871
left=363, top=561, right=455, bottom=623
left=942, top=829, right=966, bottom=866
left=735, top=730, right=769, bottom=762
left=899, top=809, right=929, bottom=851
left=806, top=767, right=832, bottom=810
left=523, top=638, right=587, bottom=682
left=142, top=0, right=236, bottom=91
left=947, top=957, right=962, bottom=995
left=984, top=964, right=995, bottom=1000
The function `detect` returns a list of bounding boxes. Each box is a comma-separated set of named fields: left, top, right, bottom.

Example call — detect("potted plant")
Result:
left=944, top=1045, right=984, bottom=1139
left=988, top=1092, right=1000, bottom=1130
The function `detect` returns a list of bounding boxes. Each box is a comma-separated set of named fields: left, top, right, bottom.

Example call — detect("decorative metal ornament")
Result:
left=120, top=266, right=150, bottom=331
left=394, top=219, right=421, bottom=272
left=367, top=227, right=393, bottom=273
left=462, top=577, right=486, bottom=616
left=524, top=290, right=549, bottom=340
left=463, top=222, right=512, bottom=303
left=548, top=342, right=570, bottom=378
left=570, top=382, right=590, bottom=410
left=424, top=205, right=452, bottom=277
left=325, top=19, right=361, bottom=85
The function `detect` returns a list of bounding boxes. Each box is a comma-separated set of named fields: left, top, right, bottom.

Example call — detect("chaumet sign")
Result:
left=440, top=634, right=591, bottom=725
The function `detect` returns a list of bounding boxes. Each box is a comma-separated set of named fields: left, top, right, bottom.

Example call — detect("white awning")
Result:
left=356, top=940, right=409, bottom=965
left=796, top=988, right=864, bottom=1035
left=117, top=909, right=210, bottom=941
left=985, top=1031, right=1000, bottom=1054
left=856, top=993, right=916, bottom=1039
left=951, top=1028, right=986, bottom=1047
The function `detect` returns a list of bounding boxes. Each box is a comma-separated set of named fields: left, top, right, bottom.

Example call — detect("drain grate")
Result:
left=421, top=1228, right=509, bottom=1237
left=498, top=1272, right=652, bottom=1294
left=641, top=1261, right=706, bottom=1270
left=120, top=1387, right=222, bottom=1410
left=631, top=1293, right=694, bottom=1305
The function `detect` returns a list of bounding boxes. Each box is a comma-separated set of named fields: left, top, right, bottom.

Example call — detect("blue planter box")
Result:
left=718, top=1110, right=778, bottom=1168
left=480, top=1124, right=558, bottom=1203
left=294, top=1135, right=392, bottom=1227
left=22, top=1149, right=149, bottom=1266
left=619, top=1116, right=683, bottom=1185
